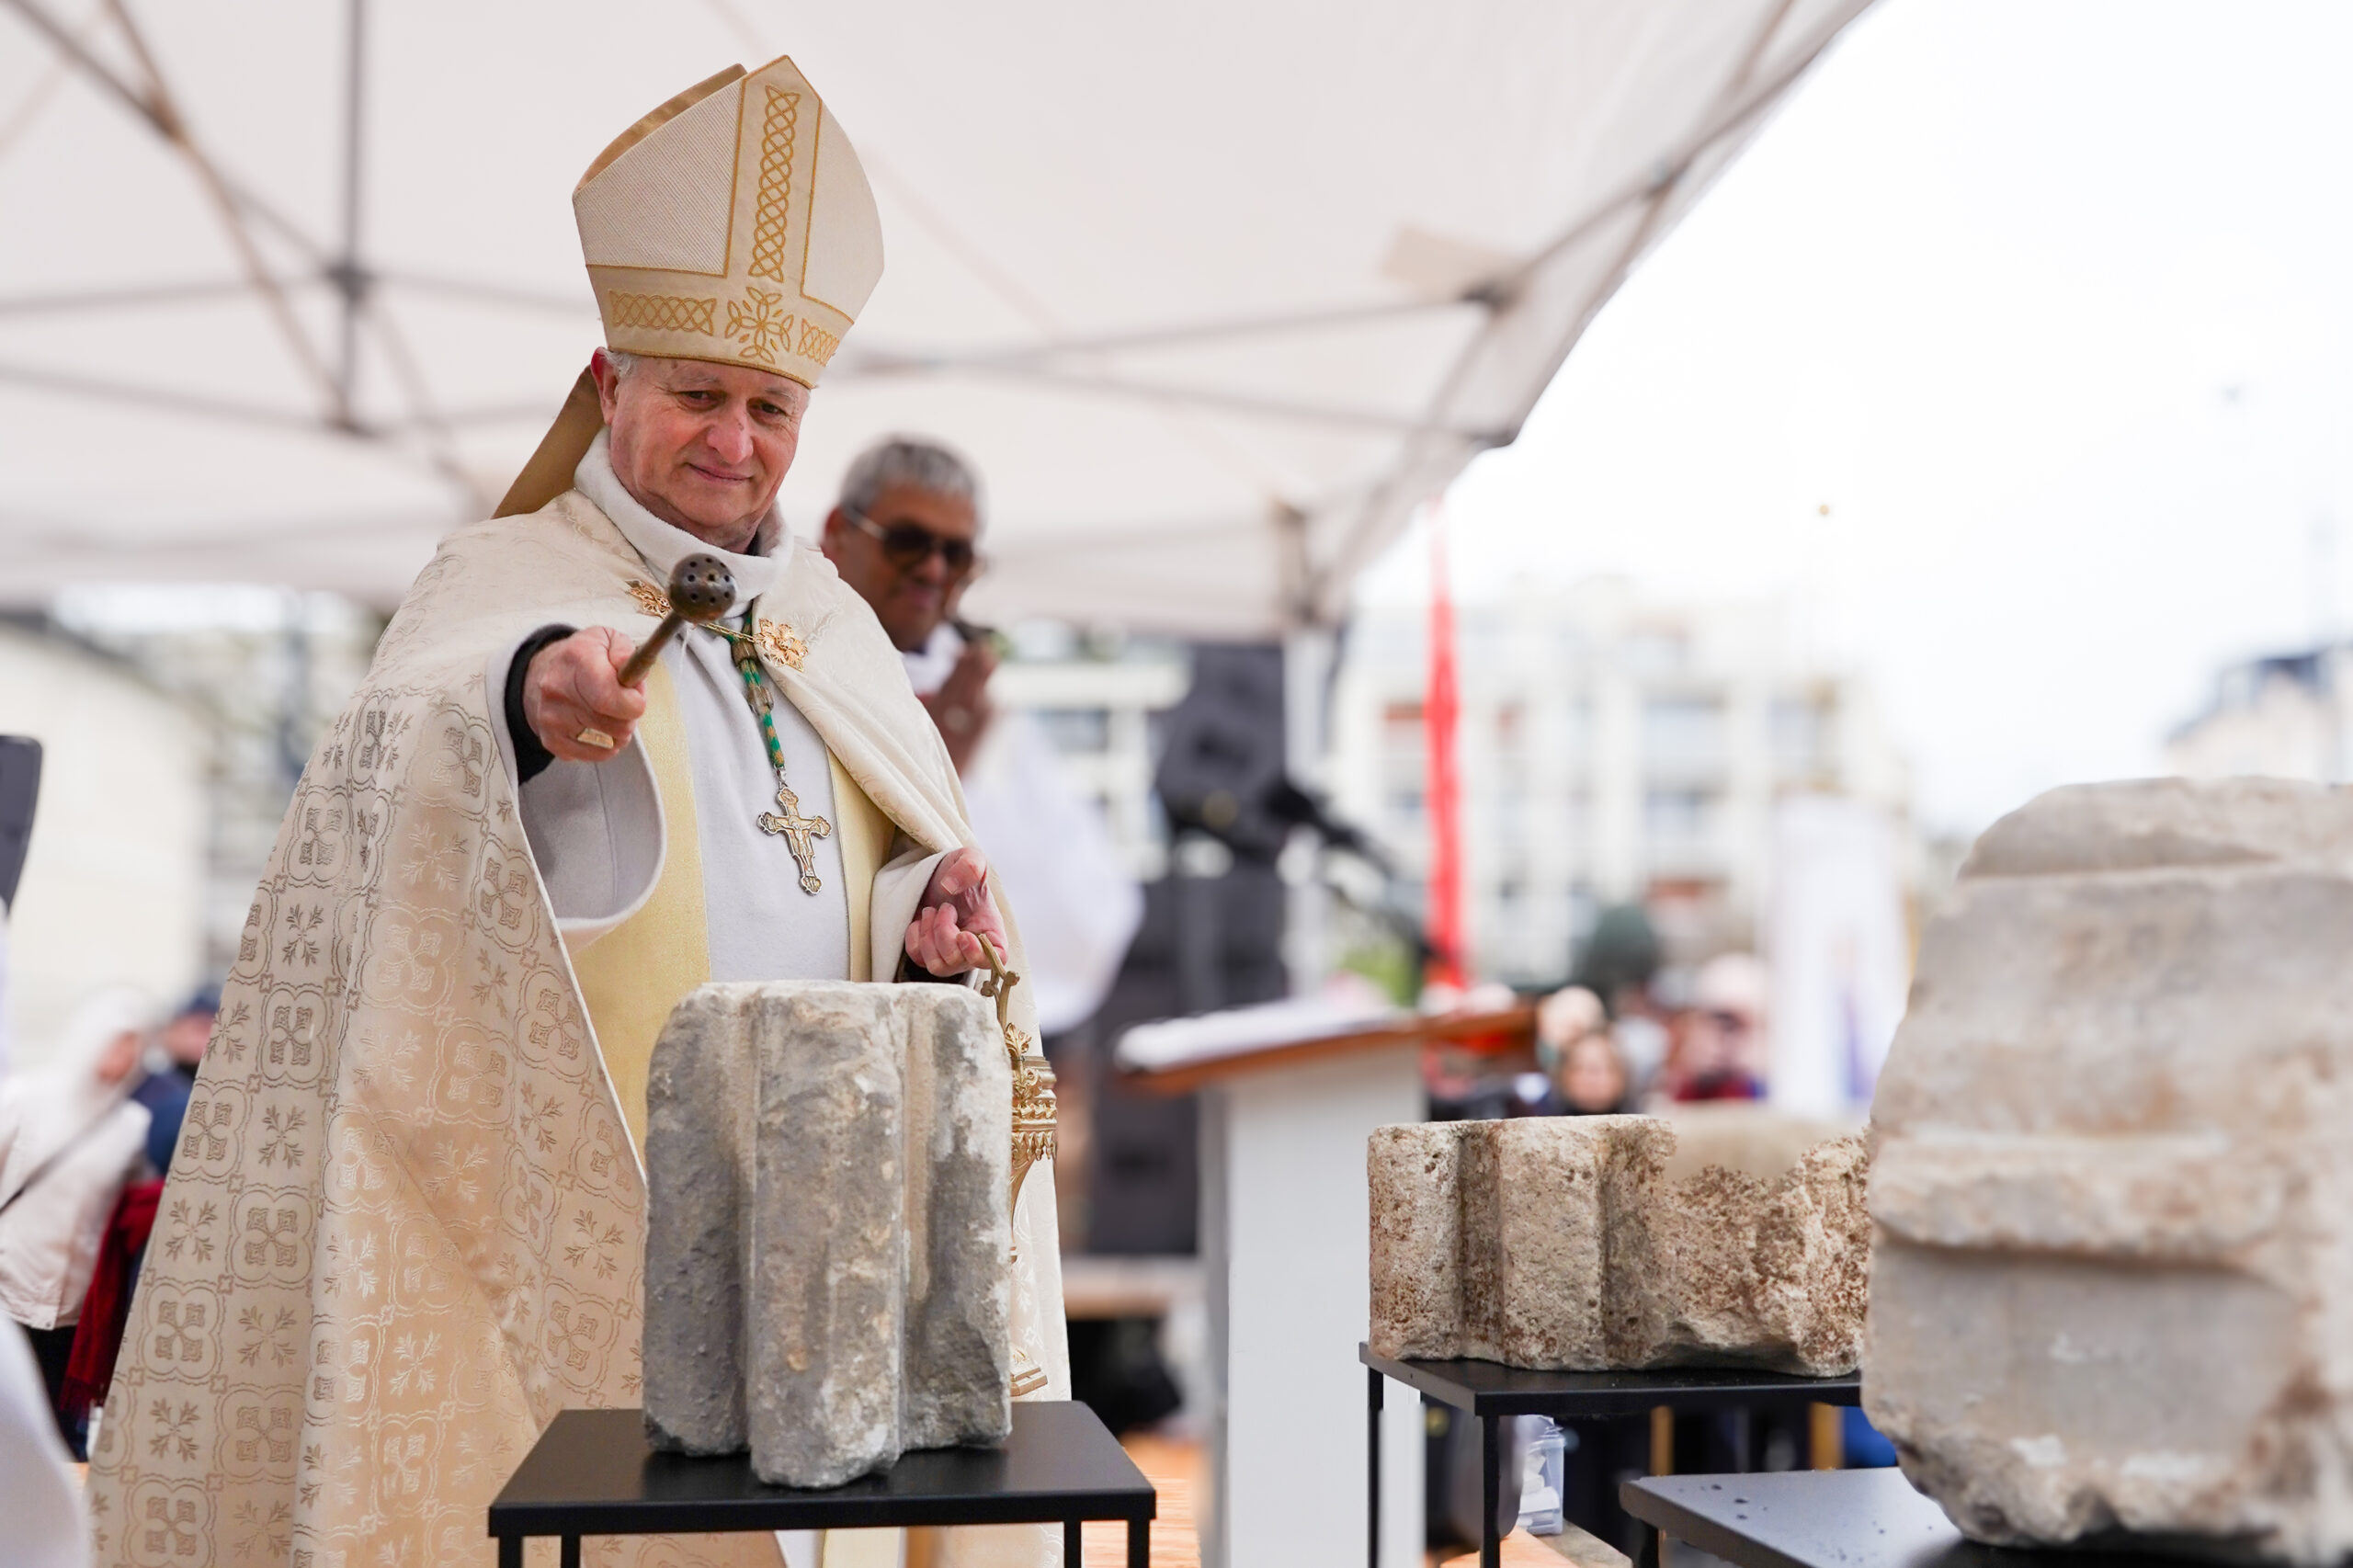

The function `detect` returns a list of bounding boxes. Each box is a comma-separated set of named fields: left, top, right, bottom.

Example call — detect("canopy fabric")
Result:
left=0, top=0, right=1873, bottom=634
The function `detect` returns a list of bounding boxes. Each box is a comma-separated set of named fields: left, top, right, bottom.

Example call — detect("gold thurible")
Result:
left=977, top=934, right=1055, bottom=1399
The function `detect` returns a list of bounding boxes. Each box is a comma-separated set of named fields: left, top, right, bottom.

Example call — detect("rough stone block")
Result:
left=643, top=981, right=1013, bottom=1488
left=1867, top=778, right=2353, bottom=1563
left=1369, top=1115, right=1867, bottom=1375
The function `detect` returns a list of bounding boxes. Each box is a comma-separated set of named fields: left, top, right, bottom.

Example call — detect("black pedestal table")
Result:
left=1620, top=1467, right=2207, bottom=1568
left=1362, top=1342, right=1861, bottom=1568
left=489, top=1401, right=1154, bottom=1568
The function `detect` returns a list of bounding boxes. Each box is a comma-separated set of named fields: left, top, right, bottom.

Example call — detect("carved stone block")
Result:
left=1867, top=779, right=2353, bottom=1562
left=642, top=981, right=1013, bottom=1488
left=1369, top=1114, right=1867, bottom=1375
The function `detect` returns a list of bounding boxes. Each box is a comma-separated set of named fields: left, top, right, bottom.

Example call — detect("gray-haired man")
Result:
left=822, top=437, right=995, bottom=768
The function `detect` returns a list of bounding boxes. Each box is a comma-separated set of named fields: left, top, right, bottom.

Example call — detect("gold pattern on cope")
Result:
left=627, top=582, right=808, bottom=673
left=756, top=619, right=808, bottom=669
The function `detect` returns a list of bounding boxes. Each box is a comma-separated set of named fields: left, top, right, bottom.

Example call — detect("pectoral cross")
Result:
left=757, top=778, right=831, bottom=894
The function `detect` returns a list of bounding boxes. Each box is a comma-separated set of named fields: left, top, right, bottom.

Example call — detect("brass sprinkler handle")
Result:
left=975, top=933, right=1057, bottom=1206
left=977, top=931, right=1058, bottom=1399
left=974, top=933, right=1021, bottom=1034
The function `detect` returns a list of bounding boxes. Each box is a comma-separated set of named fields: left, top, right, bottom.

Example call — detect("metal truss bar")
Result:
left=1512, top=0, right=1865, bottom=286
left=0, top=357, right=325, bottom=431
left=77, top=0, right=345, bottom=419
left=6, top=506, right=448, bottom=558
left=847, top=295, right=1472, bottom=372
left=845, top=357, right=1495, bottom=440
left=1311, top=0, right=1870, bottom=622
left=376, top=271, right=597, bottom=315
left=361, top=298, right=494, bottom=509
left=0, top=277, right=278, bottom=316
left=0, top=0, right=325, bottom=263
left=335, top=0, right=367, bottom=408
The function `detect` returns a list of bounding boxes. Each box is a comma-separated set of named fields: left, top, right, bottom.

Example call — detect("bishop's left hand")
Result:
left=905, top=847, right=1008, bottom=978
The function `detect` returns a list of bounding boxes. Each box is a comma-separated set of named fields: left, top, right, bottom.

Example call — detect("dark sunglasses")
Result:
left=842, top=506, right=981, bottom=578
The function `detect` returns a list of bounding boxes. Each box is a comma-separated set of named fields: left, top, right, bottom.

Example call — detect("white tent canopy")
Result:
left=0, top=0, right=1871, bottom=636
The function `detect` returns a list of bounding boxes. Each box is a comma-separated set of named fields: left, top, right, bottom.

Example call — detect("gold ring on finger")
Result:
left=574, top=726, right=616, bottom=749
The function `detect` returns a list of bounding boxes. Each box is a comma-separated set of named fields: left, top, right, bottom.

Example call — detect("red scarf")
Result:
left=62, top=1178, right=163, bottom=1421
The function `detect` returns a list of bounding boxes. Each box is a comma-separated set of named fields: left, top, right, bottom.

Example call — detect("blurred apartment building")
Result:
left=1326, top=577, right=1911, bottom=984
left=989, top=627, right=1191, bottom=881
left=2167, top=644, right=2353, bottom=781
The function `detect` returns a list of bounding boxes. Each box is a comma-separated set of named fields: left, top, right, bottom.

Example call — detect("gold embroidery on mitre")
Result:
left=756, top=620, right=807, bottom=669
left=607, top=292, right=718, bottom=335
left=570, top=61, right=878, bottom=406
left=795, top=319, right=841, bottom=367
left=625, top=580, right=669, bottom=617
left=746, top=88, right=801, bottom=283
left=725, top=286, right=792, bottom=367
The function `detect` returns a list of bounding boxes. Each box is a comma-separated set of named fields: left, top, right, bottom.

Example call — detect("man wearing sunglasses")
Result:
left=824, top=437, right=1143, bottom=1041
left=822, top=438, right=995, bottom=770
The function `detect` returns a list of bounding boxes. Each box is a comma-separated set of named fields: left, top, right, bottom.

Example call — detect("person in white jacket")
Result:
left=0, top=987, right=154, bottom=1433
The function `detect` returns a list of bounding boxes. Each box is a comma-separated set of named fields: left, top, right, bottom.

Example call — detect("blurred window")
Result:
left=1770, top=698, right=1825, bottom=776
left=1645, top=789, right=1713, bottom=845
left=1643, top=696, right=1724, bottom=769
left=1622, top=630, right=1688, bottom=676
left=1034, top=708, right=1110, bottom=755
left=1495, top=787, right=1528, bottom=846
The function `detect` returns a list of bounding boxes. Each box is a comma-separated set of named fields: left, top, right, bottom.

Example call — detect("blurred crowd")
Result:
left=0, top=983, right=220, bottom=1460
left=1422, top=903, right=1768, bottom=1123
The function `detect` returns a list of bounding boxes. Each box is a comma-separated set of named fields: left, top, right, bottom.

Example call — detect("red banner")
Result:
left=1425, top=511, right=1464, bottom=988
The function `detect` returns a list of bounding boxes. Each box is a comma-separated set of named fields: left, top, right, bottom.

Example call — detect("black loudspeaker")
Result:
left=1153, top=644, right=1290, bottom=862
left=1069, top=644, right=1293, bottom=1257
left=0, top=736, right=40, bottom=913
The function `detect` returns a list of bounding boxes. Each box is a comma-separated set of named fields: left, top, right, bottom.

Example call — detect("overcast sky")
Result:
left=1358, top=0, right=2353, bottom=835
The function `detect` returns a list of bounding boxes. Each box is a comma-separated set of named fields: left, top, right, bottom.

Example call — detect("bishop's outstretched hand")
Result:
left=524, top=627, right=647, bottom=763
left=905, top=847, right=1007, bottom=977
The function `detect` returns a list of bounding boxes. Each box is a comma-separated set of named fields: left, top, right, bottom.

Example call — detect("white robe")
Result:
left=904, top=626, right=1141, bottom=1034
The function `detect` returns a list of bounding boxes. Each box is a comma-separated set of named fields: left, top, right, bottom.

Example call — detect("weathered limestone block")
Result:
left=1369, top=1115, right=1867, bottom=1375
left=1867, top=778, right=2353, bottom=1563
left=642, top=981, right=1014, bottom=1488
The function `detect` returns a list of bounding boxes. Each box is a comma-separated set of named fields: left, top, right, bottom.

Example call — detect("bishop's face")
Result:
left=596, top=352, right=810, bottom=552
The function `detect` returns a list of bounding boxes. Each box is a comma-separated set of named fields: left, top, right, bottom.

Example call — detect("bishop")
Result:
left=86, top=54, right=1067, bottom=1568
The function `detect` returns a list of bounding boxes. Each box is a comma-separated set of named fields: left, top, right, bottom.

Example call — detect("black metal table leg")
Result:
left=561, top=1536, right=580, bottom=1568
left=1635, top=1518, right=1660, bottom=1568
left=1482, top=1413, right=1501, bottom=1568
left=1368, top=1365, right=1384, bottom=1568
left=1065, top=1517, right=1083, bottom=1567
left=1129, top=1516, right=1150, bottom=1568
left=496, top=1538, right=521, bottom=1568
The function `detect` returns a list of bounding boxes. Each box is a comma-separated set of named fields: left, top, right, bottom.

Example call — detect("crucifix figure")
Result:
left=758, top=778, right=832, bottom=894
